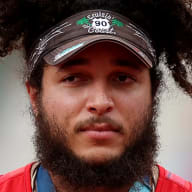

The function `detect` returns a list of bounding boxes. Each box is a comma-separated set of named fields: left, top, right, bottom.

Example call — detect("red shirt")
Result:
left=0, top=163, right=191, bottom=192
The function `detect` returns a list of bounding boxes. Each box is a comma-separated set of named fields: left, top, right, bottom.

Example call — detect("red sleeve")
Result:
left=155, top=165, right=192, bottom=192
left=0, top=163, right=34, bottom=192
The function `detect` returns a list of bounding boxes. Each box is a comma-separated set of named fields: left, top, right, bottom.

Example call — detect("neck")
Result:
left=50, top=173, right=130, bottom=192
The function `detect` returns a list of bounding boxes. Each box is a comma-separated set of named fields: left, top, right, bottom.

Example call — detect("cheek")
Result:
left=41, top=87, right=85, bottom=124
left=114, top=84, right=152, bottom=121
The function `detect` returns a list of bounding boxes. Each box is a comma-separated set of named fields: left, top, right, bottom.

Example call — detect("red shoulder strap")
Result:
left=0, top=163, right=34, bottom=192
left=155, top=165, right=192, bottom=192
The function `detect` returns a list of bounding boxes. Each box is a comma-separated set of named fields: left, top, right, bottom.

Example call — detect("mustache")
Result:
left=74, top=116, right=124, bottom=133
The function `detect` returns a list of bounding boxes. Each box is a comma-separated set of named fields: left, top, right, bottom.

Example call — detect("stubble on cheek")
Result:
left=123, top=102, right=153, bottom=148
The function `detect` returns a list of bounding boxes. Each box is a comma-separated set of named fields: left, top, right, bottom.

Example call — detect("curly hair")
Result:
left=0, top=0, right=192, bottom=97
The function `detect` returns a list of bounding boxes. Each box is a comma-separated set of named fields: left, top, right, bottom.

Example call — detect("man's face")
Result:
left=36, top=41, right=152, bottom=164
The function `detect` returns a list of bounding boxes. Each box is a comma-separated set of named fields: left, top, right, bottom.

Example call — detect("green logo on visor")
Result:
left=76, top=12, right=125, bottom=35
left=112, top=19, right=124, bottom=27
left=77, top=17, right=91, bottom=26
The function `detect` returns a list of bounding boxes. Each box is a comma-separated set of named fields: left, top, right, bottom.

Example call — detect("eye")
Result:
left=112, top=73, right=135, bottom=83
left=61, top=74, right=89, bottom=85
left=118, top=74, right=128, bottom=82
left=63, top=75, right=78, bottom=82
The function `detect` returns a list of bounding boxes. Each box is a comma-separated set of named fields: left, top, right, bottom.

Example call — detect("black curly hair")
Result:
left=0, top=0, right=192, bottom=98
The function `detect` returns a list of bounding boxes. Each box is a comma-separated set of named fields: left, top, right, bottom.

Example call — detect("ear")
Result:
left=25, top=81, right=39, bottom=116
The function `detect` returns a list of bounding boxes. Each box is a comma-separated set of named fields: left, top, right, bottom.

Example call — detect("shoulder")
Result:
left=155, top=165, right=192, bottom=192
left=0, top=163, right=34, bottom=192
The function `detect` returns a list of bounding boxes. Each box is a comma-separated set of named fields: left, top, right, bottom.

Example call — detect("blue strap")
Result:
left=36, top=165, right=151, bottom=192
left=36, top=165, right=56, bottom=192
left=129, top=181, right=151, bottom=192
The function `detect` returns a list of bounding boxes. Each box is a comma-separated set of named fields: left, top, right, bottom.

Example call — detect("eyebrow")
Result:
left=55, top=57, right=144, bottom=73
left=56, top=58, right=89, bottom=72
left=113, top=59, right=143, bottom=71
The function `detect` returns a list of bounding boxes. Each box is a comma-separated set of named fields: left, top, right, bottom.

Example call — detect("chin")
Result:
left=77, top=147, right=124, bottom=164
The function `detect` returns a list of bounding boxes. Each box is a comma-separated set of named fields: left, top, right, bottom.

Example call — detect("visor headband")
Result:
left=27, top=9, right=156, bottom=79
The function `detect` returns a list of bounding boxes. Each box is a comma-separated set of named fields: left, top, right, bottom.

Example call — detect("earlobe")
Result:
left=25, top=81, right=39, bottom=116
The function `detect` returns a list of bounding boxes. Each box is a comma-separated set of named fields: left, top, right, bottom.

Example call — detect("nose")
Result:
left=86, top=88, right=114, bottom=116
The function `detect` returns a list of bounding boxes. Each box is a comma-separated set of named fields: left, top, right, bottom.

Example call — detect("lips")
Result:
left=79, top=123, right=121, bottom=140
left=79, top=123, right=120, bottom=133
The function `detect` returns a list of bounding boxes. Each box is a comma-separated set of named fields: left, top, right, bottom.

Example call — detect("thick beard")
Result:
left=33, top=98, right=159, bottom=190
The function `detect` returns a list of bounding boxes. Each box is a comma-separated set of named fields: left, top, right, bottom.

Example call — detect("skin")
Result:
left=27, top=41, right=152, bottom=192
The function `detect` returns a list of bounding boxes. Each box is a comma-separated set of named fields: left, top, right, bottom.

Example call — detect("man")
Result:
left=0, top=0, right=192, bottom=192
